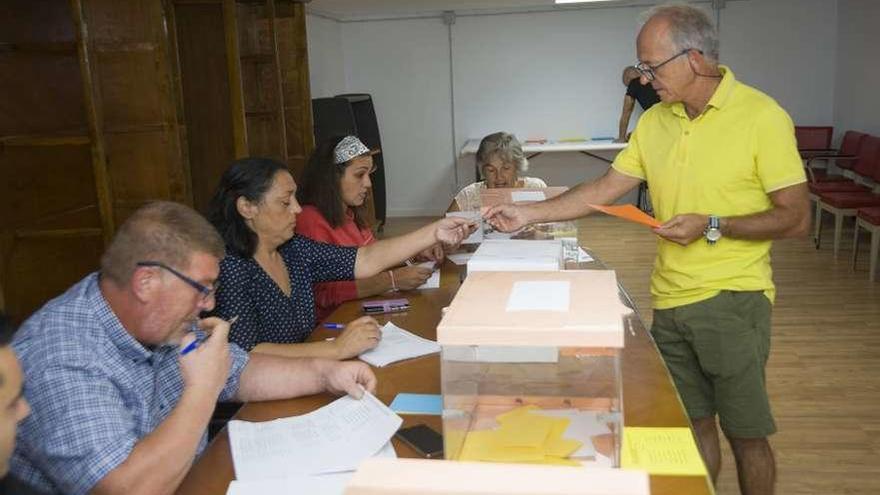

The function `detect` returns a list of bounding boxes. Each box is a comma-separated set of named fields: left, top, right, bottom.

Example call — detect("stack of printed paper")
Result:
left=226, top=391, right=402, bottom=494
left=359, top=322, right=440, bottom=367
left=467, top=239, right=563, bottom=272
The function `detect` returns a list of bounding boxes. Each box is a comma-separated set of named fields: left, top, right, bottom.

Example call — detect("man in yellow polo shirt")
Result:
left=484, top=5, right=809, bottom=495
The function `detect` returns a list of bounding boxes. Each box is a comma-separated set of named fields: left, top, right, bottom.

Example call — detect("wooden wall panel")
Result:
left=0, top=144, right=101, bottom=231
left=173, top=1, right=237, bottom=214
left=4, top=235, right=103, bottom=324
left=96, top=50, right=166, bottom=127
left=86, top=0, right=189, bottom=218
left=0, top=53, right=87, bottom=136
left=275, top=1, right=312, bottom=178
left=84, top=0, right=163, bottom=43
left=244, top=114, right=283, bottom=159
left=0, top=0, right=77, bottom=44
left=105, top=132, right=175, bottom=220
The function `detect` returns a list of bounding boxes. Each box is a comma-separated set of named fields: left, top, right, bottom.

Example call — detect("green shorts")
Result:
left=651, top=290, right=776, bottom=438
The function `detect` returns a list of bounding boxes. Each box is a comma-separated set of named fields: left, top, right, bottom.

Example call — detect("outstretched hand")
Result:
left=482, top=204, right=528, bottom=232
left=434, top=217, right=477, bottom=248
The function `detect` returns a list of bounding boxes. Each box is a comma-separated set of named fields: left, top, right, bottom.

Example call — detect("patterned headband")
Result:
left=333, top=135, right=378, bottom=164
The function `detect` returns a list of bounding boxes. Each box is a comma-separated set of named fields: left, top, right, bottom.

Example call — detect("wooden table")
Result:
left=176, top=254, right=713, bottom=495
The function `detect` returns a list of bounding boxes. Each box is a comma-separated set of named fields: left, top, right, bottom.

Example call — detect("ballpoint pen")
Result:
left=323, top=322, right=345, bottom=329
left=180, top=315, right=238, bottom=356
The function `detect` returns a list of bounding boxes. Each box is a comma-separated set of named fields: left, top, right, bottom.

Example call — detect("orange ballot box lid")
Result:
left=480, top=186, right=568, bottom=207
left=437, top=271, right=630, bottom=348
left=344, top=458, right=650, bottom=495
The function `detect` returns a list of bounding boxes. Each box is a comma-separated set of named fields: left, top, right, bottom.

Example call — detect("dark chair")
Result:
left=804, top=130, right=866, bottom=185
left=795, top=125, right=834, bottom=159
left=814, top=135, right=880, bottom=257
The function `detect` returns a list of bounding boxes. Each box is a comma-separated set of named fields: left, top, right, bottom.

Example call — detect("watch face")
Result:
left=707, top=228, right=722, bottom=242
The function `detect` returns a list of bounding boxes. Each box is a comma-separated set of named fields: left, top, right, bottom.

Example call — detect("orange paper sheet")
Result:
left=588, top=204, right=661, bottom=229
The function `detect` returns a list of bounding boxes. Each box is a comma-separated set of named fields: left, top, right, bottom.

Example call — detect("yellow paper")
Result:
left=496, top=405, right=539, bottom=423
left=487, top=444, right=545, bottom=462
left=540, top=456, right=583, bottom=467
left=545, top=437, right=582, bottom=458
left=621, top=427, right=708, bottom=476
left=459, top=430, right=495, bottom=461
left=496, top=415, right=554, bottom=448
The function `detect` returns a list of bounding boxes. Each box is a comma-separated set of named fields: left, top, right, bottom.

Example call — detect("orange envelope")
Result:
left=588, top=204, right=661, bottom=229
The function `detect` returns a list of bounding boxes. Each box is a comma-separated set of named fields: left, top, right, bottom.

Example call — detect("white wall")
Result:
left=307, top=0, right=840, bottom=217
left=306, top=14, right=346, bottom=98
left=342, top=19, right=455, bottom=216
left=720, top=0, right=837, bottom=126
left=833, top=0, right=880, bottom=141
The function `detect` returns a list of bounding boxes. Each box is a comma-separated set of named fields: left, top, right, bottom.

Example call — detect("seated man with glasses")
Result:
left=485, top=5, right=808, bottom=495
left=9, top=201, right=377, bottom=495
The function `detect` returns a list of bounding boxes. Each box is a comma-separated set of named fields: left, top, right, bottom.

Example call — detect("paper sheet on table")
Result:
left=225, top=443, right=396, bottom=495
left=505, top=281, right=570, bottom=312
left=359, top=322, right=440, bottom=367
left=445, top=210, right=483, bottom=244
left=588, top=204, right=661, bottom=229
left=228, top=392, right=402, bottom=481
left=447, top=252, right=472, bottom=265
left=621, top=427, right=708, bottom=476
left=414, top=261, right=440, bottom=289
left=511, top=190, right=546, bottom=202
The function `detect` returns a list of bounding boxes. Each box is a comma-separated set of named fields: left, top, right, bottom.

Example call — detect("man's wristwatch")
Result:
left=705, top=215, right=722, bottom=245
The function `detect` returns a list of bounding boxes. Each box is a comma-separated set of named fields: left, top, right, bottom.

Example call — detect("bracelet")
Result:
left=388, top=270, right=398, bottom=291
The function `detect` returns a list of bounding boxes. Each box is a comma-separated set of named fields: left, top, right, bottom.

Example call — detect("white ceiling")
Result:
left=307, top=0, right=653, bottom=20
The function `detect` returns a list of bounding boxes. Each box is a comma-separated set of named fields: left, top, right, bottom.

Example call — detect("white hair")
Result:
left=475, top=132, right=529, bottom=175
left=641, top=3, right=719, bottom=61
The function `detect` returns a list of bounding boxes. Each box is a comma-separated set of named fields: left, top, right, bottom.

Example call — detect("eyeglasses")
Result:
left=136, top=261, right=218, bottom=301
left=635, top=49, right=699, bottom=82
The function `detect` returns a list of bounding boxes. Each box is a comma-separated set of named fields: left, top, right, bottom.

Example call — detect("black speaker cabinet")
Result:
left=311, top=94, right=387, bottom=227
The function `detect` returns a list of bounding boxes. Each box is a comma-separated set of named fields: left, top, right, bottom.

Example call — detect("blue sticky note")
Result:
left=390, top=393, right=442, bottom=415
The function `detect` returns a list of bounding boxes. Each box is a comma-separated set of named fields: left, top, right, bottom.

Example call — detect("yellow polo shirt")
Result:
left=612, top=66, right=806, bottom=310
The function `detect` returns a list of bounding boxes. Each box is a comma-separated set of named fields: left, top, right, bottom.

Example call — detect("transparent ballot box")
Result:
left=436, top=270, right=629, bottom=468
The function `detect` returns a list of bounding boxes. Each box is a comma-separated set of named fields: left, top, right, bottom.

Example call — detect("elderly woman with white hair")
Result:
left=451, top=132, right=547, bottom=211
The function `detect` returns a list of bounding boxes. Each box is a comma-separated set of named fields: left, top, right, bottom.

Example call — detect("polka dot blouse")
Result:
left=209, top=235, right=358, bottom=351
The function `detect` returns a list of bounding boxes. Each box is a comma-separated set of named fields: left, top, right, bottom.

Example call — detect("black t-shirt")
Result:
left=626, top=78, right=660, bottom=111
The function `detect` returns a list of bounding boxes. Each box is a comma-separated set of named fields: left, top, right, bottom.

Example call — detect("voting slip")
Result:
left=225, top=443, right=396, bottom=495
left=358, top=322, right=440, bottom=367
left=414, top=261, right=440, bottom=290
left=228, top=391, right=402, bottom=481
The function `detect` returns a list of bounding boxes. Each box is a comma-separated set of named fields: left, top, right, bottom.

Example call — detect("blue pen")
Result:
left=323, top=323, right=345, bottom=329
left=180, top=316, right=238, bottom=356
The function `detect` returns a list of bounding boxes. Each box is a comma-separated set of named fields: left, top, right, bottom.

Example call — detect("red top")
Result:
left=295, top=205, right=376, bottom=322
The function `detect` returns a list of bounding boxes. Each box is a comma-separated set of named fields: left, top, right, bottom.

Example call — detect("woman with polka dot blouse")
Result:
left=207, top=155, right=472, bottom=360
left=295, top=135, right=445, bottom=322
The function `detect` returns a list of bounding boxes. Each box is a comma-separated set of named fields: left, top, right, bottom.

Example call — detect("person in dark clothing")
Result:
left=616, top=66, right=661, bottom=142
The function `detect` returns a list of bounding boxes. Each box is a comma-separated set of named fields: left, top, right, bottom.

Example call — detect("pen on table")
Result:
left=323, top=322, right=345, bottom=330
left=180, top=315, right=238, bottom=356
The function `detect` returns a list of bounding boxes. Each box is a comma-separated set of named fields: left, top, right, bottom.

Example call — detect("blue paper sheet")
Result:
left=389, top=393, right=442, bottom=415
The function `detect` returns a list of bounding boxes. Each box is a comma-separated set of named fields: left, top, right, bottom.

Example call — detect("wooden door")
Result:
left=0, top=0, right=107, bottom=322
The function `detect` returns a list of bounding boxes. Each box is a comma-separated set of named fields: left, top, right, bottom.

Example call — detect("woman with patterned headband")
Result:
left=295, top=135, right=446, bottom=322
